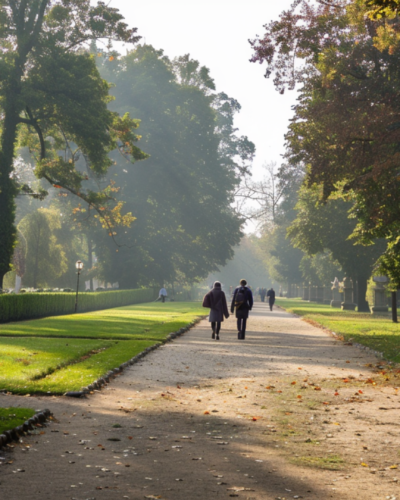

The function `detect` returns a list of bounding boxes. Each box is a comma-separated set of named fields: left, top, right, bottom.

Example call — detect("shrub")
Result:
left=0, top=288, right=157, bottom=324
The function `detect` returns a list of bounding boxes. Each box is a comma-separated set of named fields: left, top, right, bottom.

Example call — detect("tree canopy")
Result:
left=250, top=0, right=400, bottom=287
left=0, top=0, right=146, bottom=287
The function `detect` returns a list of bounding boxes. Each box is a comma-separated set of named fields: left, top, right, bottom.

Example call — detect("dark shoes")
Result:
left=216, top=335, right=220, bottom=340
left=238, top=332, right=245, bottom=340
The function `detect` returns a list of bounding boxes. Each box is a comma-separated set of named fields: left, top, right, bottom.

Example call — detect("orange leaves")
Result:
left=252, top=416, right=261, bottom=421
left=291, top=381, right=297, bottom=385
left=334, top=392, right=340, bottom=396
left=343, top=378, right=350, bottom=383
left=297, top=395, right=302, bottom=399
left=358, top=390, right=363, bottom=394
left=53, top=184, right=63, bottom=189
left=204, top=411, right=210, bottom=415
left=365, top=378, right=376, bottom=385
left=314, top=386, right=322, bottom=391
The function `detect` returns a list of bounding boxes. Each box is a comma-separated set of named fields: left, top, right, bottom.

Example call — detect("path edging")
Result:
left=0, top=409, right=52, bottom=450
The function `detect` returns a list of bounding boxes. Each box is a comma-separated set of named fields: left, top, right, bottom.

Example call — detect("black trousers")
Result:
left=161, top=295, right=166, bottom=303
left=211, top=322, right=221, bottom=334
left=237, top=318, right=247, bottom=338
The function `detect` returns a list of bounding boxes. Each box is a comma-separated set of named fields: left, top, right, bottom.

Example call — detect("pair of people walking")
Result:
left=202, top=279, right=253, bottom=340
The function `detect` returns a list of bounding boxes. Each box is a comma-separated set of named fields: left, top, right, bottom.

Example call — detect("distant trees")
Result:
left=18, top=208, right=67, bottom=288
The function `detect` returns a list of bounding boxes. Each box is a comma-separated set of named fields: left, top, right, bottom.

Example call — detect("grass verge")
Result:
left=277, top=298, right=400, bottom=363
left=0, top=302, right=204, bottom=395
left=0, top=407, right=36, bottom=434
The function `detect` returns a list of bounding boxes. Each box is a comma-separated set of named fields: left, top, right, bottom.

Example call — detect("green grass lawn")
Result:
left=0, top=302, right=204, bottom=395
left=277, top=298, right=400, bottom=363
left=0, top=407, right=36, bottom=434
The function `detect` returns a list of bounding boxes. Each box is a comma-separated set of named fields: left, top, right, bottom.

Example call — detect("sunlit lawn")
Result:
left=277, top=298, right=400, bottom=363
left=0, top=407, right=36, bottom=434
left=0, top=302, right=204, bottom=395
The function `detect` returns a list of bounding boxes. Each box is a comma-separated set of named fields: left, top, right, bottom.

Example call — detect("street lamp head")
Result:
left=76, top=260, right=84, bottom=272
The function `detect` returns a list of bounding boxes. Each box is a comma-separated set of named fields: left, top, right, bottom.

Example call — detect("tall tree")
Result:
left=0, top=0, right=145, bottom=287
left=250, top=0, right=400, bottom=287
left=93, top=45, right=254, bottom=288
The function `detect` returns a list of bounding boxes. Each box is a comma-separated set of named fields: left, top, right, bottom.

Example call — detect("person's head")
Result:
left=239, top=279, right=247, bottom=287
left=213, top=281, right=222, bottom=288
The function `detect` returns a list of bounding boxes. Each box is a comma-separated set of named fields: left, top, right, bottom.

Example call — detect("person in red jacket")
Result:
left=231, top=279, right=253, bottom=340
left=202, top=281, right=229, bottom=340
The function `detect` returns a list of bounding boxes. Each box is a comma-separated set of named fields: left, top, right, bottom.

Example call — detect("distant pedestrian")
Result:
left=260, top=288, right=266, bottom=303
left=159, top=286, right=167, bottom=303
left=231, top=279, right=253, bottom=340
left=202, top=281, right=229, bottom=340
left=267, top=287, right=276, bottom=311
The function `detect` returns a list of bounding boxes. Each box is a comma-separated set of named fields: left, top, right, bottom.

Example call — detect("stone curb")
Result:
left=0, top=409, right=52, bottom=449
left=65, top=316, right=206, bottom=398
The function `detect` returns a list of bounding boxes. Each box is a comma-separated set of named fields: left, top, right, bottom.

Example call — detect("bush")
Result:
left=0, top=288, right=157, bottom=324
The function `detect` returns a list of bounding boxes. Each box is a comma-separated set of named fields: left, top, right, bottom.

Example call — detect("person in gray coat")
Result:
left=202, top=281, right=229, bottom=340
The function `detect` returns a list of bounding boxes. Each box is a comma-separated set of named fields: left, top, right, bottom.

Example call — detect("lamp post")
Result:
left=75, top=260, right=84, bottom=313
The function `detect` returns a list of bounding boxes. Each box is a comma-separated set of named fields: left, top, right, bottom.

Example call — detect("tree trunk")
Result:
left=0, top=108, right=19, bottom=289
left=356, top=276, right=370, bottom=313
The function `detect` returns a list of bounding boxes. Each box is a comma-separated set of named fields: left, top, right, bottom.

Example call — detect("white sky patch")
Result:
left=96, top=0, right=298, bottom=180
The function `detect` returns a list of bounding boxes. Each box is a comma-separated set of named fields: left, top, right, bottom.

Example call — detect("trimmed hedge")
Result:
left=0, top=288, right=157, bottom=324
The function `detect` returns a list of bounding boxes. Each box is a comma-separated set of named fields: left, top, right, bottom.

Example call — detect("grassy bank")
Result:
left=277, top=298, right=400, bottom=363
left=0, top=302, right=204, bottom=395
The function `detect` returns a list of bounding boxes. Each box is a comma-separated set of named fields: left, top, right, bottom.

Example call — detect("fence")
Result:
left=0, top=288, right=157, bottom=324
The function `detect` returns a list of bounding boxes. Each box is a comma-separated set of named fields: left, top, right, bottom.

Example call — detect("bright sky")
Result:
left=106, top=0, right=297, bottom=180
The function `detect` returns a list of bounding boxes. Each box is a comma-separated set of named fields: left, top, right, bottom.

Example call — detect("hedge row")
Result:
left=0, top=288, right=157, bottom=324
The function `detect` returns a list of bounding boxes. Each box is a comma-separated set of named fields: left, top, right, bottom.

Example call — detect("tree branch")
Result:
left=25, top=106, right=46, bottom=160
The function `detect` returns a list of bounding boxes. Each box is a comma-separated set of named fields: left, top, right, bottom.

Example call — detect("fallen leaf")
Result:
left=252, top=417, right=261, bottom=421
left=361, top=463, right=369, bottom=467
left=297, top=395, right=302, bottom=399
left=291, top=381, right=297, bottom=385
left=343, top=379, right=350, bottom=383
left=334, top=392, right=340, bottom=396
left=346, top=360, right=350, bottom=363
left=358, top=390, right=363, bottom=394
left=389, top=465, right=398, bottom=469
left=204, top=411, right=210, bottom=415
left=314, top=387, right=322, bottom=391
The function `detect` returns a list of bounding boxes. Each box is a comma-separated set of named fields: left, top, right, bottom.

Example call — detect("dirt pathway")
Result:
left=1, top=303, right=399, bottom=500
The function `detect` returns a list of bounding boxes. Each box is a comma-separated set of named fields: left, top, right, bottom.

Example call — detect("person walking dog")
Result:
left=203, top=281, right=229, bottom=340
left=231, top=279, right=253, bottom=340
left=267, top=287, right=276, bottom=311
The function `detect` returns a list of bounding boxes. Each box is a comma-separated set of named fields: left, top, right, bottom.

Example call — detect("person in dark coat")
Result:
left=231, top=279, right=253, bottom=340
left=202, top=281, right=229, bottom=340
left=267, top=287, right=276, bottom=311
left=260, top=288, right=266, bottom=302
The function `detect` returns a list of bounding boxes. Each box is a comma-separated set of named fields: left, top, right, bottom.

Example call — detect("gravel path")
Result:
left=1, top=303, right=399, bottom=500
